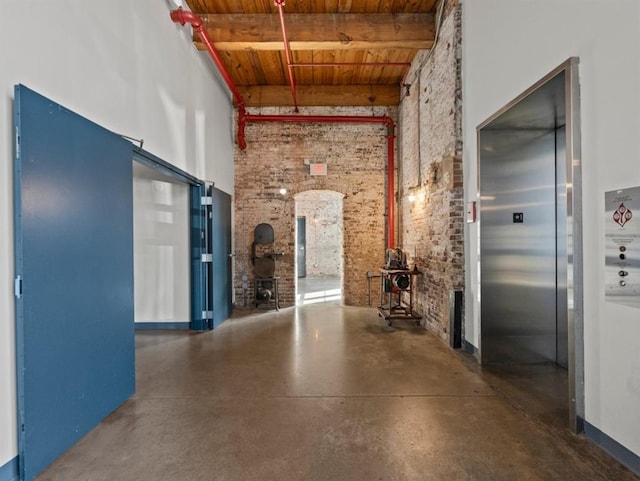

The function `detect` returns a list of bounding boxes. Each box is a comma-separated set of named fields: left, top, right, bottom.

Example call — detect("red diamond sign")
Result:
left=613, top=203, right=633, bottom=227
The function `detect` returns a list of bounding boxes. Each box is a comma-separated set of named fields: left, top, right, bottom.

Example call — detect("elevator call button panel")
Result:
left=605, top=186, right=640, bottom=309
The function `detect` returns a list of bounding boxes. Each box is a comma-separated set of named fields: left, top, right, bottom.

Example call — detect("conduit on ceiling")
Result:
left=289, top=63, right=413, bottom=95
left=169, top=7, right=397, bottom=249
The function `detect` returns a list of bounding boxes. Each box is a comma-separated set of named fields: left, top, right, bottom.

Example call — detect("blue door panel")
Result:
left=212, top=188, right=232, bottom=327
left=14, top=85, right=135, bottom=481
left=190, top=183, right=208, bottom=330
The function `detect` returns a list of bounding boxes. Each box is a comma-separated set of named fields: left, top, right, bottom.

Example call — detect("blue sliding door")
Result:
left=190, top=182, right=210, bottom=330
left=212, top=187, right=233, bottom=327
left=14, top=85, right=135, bottom=481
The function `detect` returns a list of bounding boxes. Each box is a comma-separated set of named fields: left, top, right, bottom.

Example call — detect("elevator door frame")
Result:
left=476, top=58, right=584, bottom=433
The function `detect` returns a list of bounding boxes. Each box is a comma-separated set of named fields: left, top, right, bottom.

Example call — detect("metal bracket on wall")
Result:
left=201, top=196, right=213, bottom=206
left=202, top=311, right=213, bottom=320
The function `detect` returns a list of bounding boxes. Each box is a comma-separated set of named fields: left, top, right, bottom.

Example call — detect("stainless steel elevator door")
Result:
left=555, top=126, right=568, bottom=369
left=480, top=129, right=558, bottom=364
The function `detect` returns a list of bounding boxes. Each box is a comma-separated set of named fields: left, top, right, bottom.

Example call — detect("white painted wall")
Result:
left=0, top=0, right=234, bottom=468
left=463, top=0, right=640, bottom=457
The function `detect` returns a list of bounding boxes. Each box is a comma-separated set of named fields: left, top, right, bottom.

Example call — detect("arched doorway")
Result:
left=295, top=190, right=344, bottom=305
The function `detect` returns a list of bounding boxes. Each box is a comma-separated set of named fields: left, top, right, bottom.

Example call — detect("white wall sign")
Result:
left=605, top=186, right=640, bottom=309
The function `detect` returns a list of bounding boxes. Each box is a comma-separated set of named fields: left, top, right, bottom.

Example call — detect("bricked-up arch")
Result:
left=233, top=107, right=394, bottom=307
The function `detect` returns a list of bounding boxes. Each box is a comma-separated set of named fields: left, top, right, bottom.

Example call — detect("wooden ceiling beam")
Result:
left=194, top=13, right=434, bottom=50
left=197, top=40, right=431, bottom=51
left=236, top=85, right=400, bottom=107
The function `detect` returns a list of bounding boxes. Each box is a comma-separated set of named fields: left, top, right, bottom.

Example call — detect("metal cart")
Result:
left=377, top=268, right=422, bottom=326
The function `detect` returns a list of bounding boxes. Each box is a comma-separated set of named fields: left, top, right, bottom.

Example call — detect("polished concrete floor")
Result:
left=296, top=276, right=341, bottom=305
left=37, top=304, right=638, bottom=481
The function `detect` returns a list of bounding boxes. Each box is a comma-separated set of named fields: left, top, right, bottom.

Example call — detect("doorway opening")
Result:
left=295, top=190, right=344, bottom=305
left=132, top=148, right=233, bottom=330
left=477, top=59, right=583, bottom=432
left=133, top=163, right=190, bottom=329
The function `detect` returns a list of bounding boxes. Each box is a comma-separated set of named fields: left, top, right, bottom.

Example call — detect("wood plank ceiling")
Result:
left=185, top=0, right=438, bottom=107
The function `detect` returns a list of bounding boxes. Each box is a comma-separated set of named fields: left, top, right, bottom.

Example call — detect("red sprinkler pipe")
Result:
left=387, top=127, right=396, bottom=249
left=242, top=113, right=396, bottom=248
left=274, top=0, right=299, bottom=112
left=170, top=8, right=246, bottom=109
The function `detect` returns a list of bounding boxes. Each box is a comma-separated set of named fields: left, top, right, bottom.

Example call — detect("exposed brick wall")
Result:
left=234, top=106, right=396, bottom=308
left=295, top=191, right=343, bottom=278
left=398, top=2, right=464, bottom=342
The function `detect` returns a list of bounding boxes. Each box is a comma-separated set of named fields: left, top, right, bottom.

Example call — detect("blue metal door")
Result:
left=190, top=183, right=210, bottom=330
left=14, top=85, right=135, bottom=481
left=212, top=187, right=232, bottom=327
left=297, top=216, right=307, bottom=278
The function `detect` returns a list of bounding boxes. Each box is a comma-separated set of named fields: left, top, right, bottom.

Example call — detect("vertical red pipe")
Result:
left=237, top=104, right=247, bottom=150
left=274, top=0, right=299, bottom=112
left=387, top=127, right=396, bottom=249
